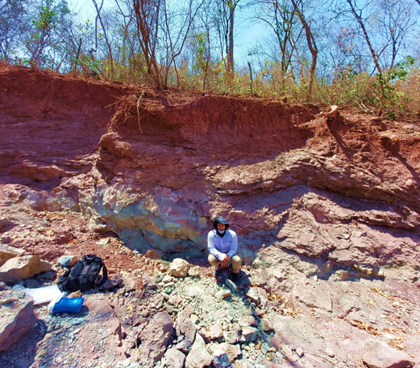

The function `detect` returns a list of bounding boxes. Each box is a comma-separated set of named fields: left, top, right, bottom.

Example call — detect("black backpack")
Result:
left=57, top=254, right=108, bottom=292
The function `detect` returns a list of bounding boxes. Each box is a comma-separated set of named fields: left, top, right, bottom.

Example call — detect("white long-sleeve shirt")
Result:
left=207, top=229, right=238, bottom=261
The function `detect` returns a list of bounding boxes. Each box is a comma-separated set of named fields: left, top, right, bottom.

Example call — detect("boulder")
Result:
left=0, top=244, right=25, bottom=267
left=185, top=333, right=212, bottom=368
left=362, top=338, right=415, bottom=368
left=170, top=258, right=190, bottom=277
left=0, top=289, right=37, bottom=352
left=0, top=255, right=52, bottom=283
left=139, top=312, right=173, bottom=362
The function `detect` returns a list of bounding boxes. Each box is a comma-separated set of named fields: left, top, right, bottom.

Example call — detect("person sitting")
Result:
left=207, top=216, right=241, bottom=281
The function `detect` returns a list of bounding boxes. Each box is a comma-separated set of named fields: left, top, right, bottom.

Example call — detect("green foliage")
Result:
left=32, top=6, right=57, bottom=30
left=376, top=56, right=415, bottom=110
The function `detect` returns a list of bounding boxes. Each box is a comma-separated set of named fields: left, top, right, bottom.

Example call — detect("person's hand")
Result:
left=220, top=255, right=230, bottom=268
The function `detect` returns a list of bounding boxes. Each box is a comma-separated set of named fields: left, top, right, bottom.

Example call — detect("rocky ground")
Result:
left=1, top=63, right=420, bottom=367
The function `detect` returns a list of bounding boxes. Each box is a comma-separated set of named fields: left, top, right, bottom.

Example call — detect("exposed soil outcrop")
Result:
left=0, top=64, right=420, bottom=367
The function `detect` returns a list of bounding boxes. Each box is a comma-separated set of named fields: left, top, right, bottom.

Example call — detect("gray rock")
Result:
left=213, top=353, right=231, bottom=368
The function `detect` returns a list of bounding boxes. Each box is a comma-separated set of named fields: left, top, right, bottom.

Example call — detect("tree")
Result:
left=132, top=0, right=162, bottom=85
left=0, top=0, right=27, bottom=62
left=291, top=0, right=318, bottom=100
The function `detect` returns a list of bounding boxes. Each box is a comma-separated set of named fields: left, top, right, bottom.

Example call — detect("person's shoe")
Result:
left=231, top=272, right=241, bottom=283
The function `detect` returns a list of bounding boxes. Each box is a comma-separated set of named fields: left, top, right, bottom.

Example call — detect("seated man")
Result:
left=207, top=216, right=241, bottom=280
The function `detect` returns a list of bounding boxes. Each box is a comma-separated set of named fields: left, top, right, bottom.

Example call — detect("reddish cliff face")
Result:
left=1, top=64, right=420, bottom=367
left=1, top=63, right=419, bottom=269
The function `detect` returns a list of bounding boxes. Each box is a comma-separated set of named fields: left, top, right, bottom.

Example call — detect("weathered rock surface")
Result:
left=0, top=255, right=52, bottom=283
left=362, top=338, right=415, bottom=368
left=0, top=289, right=36, bottom=352
left=138, top=312, right=174, bottom=362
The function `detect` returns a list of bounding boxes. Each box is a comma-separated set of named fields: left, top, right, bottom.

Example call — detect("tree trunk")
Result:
left=291, top=0, right=317, bottom=100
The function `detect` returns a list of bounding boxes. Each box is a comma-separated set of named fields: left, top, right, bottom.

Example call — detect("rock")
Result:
left=296, top=347, right=304, bottom=358
left=170, top=258, right=190, bottom=278
left=261, top=318, right=274, bottom=332
left=139, top=312, right=174, bottom=362
left=282, top=345, right=297, bottom=362
left=216, top=289, right=231, bottom=300
left=209, top=322, right=223, bottom=340
left=362, top=338, right=415, bottom=368
left=246, top=287, right=268, bottom=306
left=164, top=347, right=186, bottom=368
left=212, top=342, right=241, bottom=363
left=54, top=231, right=74, bottom=245
left=188, top=266, right=200, bottom=278
left=102, top=277, right=123, bottom=290
left=223, top=324, right=241, bottom=344
left=145, top=249, right=161, bottom=259
left=293, top=283, right=332, bottom=312
left=0, top=255, right=52, bottom=283
left=238, top=315, right=256, bottom=327
left=162, top=274, right=174, bottom=283
left=176, top=308, right=197, bottom=353
left=0, top=244, right=25, bottom=267
left=325, top=347, right=335, bottom=357
left=225, top=279, right=237, bottom=292
left=0, top=281, right=7, bottom=290
left=0, top=289, right=37, bottom=352
left=185, top=333, right=212, bottom=368
left=57, top=255, right=78, bottom=268
left=212, top=353, right=231, bottom=368
left=241, top=326, right=258, bottom=343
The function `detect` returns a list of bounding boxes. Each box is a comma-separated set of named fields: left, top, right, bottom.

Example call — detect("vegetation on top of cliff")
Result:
left=1, top=0, right=420, bottom=119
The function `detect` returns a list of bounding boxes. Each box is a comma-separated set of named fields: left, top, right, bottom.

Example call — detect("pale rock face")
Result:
left=0, top=255, right=52, bottom=283
left=170, top=258, right=191, bottom=277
